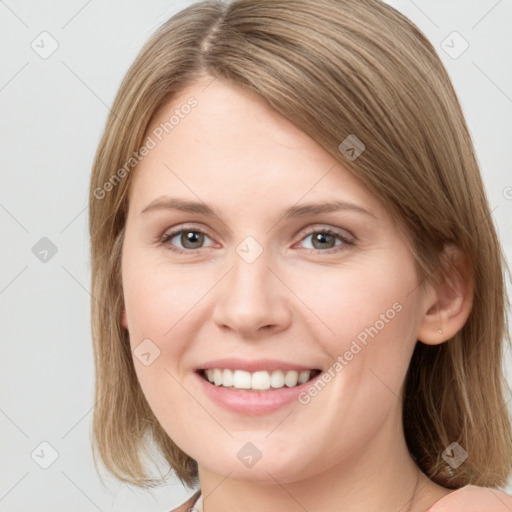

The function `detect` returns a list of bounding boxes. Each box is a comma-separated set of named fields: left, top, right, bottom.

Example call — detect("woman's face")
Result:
left=121, top=76, right=431, bottom=483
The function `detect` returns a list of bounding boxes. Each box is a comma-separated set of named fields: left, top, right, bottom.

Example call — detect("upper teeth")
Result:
left=204, top=369, right=314, bottom=390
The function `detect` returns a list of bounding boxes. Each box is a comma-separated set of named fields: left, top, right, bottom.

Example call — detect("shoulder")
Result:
left=429, top=485, right=512, bottom=511
left=168, top=490, right=201, bottom=512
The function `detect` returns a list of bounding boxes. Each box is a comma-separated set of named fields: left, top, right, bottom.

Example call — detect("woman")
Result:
left=88, top=1, right=512, bottom=510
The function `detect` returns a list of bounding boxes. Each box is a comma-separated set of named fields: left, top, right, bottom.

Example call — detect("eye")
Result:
left=159, top=227, right=215, bottom=254
left=297, top=228, right=354, bottom=253
left=158, top=225, right=354, bottom=255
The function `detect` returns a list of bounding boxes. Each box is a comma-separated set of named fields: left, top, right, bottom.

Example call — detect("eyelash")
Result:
left=158, top=225, right=355, bottom=255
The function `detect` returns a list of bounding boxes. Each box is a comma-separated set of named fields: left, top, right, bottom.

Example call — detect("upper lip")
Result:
left=197, top=358, right=320, bottom=373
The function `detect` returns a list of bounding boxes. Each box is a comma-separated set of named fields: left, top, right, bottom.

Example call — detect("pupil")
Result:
left=314, top=233, right=334, bottom=249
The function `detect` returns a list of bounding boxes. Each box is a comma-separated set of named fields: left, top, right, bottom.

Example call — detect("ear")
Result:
left=417, top=245, right=473, bottom=345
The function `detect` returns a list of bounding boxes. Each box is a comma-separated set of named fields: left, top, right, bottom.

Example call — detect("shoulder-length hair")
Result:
left=88, top=0, right=512, bottom=490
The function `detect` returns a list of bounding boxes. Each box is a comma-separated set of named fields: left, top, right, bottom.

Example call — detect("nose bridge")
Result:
left=211, top=235, right=291, bottom=336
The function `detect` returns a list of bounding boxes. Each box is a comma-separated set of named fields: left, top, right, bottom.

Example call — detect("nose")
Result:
left=211, top=248, right=293, bottom=340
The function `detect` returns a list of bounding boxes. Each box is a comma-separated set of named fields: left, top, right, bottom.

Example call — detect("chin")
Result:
left=195, top=442, right=324, bottom=485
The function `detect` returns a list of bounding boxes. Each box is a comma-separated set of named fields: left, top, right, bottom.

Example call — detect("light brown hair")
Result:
left=88, top=0, right=512, bottom=490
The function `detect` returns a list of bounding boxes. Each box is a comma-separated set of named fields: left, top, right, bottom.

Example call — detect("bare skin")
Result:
left=121, top=75, right=472, bottom=512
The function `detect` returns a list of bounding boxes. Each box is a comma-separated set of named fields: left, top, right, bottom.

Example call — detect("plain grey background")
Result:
left=1, top=0, right=511, bottom=510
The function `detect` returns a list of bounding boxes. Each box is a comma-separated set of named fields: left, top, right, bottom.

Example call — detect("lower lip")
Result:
left=194, top=371, right=321, bottom=415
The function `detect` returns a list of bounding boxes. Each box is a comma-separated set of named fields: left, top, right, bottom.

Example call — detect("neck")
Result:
left=196, top=409, right=435, bottom=512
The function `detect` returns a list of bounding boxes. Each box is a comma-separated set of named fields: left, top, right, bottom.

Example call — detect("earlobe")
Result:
left=417, top=246, right=473, bottom=346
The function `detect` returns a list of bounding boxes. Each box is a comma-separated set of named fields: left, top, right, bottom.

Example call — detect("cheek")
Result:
left=289, top=255, right=417, bottom=339
left=122, top=256, right=209, bottom=344
left=121, top=258, right=208, bottom=436
left=121, top=254, right=222, bottom=408
left=288, top=253, right=420, bottom=390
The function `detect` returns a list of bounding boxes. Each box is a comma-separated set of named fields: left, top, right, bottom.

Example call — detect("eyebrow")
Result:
left=139, top=196, right=376, bottom=219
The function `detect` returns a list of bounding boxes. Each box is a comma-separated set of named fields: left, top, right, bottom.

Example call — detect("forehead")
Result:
left=128, top=78, right=382, bottom=219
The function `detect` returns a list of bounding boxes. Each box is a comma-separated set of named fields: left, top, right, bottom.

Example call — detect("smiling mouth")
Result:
left=198, top=368, right=322, bottom=391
